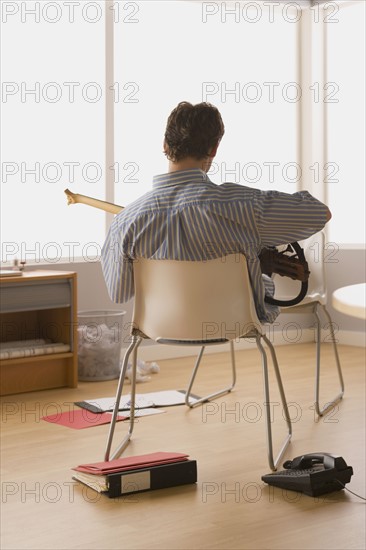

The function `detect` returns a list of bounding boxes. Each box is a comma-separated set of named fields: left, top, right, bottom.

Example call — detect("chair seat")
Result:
left=156, top=338, right=228, bottom=346
left=277, top=293, right=326, bottom=312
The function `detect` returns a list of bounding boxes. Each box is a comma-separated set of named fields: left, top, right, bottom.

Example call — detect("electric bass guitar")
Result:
left=64, top=188, right=310, bottom=306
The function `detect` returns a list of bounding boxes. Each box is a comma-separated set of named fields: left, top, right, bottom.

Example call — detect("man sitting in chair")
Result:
left=101, top=101, right=331, bottom=323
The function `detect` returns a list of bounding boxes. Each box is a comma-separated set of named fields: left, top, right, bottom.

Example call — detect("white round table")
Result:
left=332, top=283, right=366, bottom=320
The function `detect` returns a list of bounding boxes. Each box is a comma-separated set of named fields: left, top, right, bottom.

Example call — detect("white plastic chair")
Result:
left=272, top=231, right=344, bottom=416
left=105, top=254, right=292, bottom=471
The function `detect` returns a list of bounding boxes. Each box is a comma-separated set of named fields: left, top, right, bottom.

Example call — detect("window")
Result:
left=3, top=1, right=360, bottom=265
left=325, top=0, right=365, bottom=245
left=1, top=1, right=105, bottom=263
left=114, top=0, right=299, bottom=209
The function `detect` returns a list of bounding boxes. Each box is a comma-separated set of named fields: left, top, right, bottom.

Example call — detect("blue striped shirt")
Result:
left=101, top=169, right=329, bottom=322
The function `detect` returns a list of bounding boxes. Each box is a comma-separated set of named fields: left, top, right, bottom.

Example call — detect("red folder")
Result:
left=42, top=409, right=126, bottom=429
left=73, top=452, right=189, bottom=475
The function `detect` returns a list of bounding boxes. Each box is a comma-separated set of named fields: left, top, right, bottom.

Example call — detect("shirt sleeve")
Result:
left=253, top=189, right=329, bottom=247
left=101, top=217, right=135, bottom=304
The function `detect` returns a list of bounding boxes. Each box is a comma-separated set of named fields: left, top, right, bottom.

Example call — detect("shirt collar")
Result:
left=153, top=168, right=210, bottom=189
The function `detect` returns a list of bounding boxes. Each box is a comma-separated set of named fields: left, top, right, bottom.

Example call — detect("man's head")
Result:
left=163, top=102, right=225, bottom=166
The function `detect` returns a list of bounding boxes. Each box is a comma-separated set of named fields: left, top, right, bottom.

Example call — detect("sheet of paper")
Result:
left=78, top=390, right=198, bottom=413
left=133, top=408, right=165, bottom=418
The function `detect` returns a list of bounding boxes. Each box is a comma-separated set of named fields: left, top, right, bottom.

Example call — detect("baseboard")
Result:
left=123, top=328, right=365, bottom=363
left=329, top=330, right=365, bottom=348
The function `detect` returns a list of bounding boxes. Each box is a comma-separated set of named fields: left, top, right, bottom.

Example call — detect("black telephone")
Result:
left=262, top=453, right=353, bottom=497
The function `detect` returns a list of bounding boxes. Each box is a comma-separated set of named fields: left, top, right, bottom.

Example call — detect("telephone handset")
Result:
left=283, top=453, right=348, bottom=470
left=262, top=453, right=353, bottom=496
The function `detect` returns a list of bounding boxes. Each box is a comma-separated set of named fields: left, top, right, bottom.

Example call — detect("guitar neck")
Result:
left=64, top=189, right=124, bottom=215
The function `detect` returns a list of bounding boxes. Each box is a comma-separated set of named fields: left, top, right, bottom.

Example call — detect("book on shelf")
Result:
left=0, top=339, right=70, bottom=360
left=72, top=451, right=197, bottom=498
left=0, top=269, right=23, bottom=278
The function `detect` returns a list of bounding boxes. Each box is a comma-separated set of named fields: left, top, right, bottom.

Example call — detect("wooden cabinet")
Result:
left=0, top=270, right=78, bottom=395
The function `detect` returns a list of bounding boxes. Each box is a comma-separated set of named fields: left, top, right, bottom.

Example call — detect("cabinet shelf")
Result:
left=0, top=351, right=74, bottom=367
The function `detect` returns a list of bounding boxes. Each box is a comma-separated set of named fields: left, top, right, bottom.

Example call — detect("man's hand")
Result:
left=259, top=244, right=310, bottom=282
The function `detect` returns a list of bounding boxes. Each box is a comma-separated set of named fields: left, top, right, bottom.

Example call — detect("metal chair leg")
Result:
left=314, top=303, right=345, bottom=417
left=256, top=333, right=292, bottom=471
left=104, top=335, right=142, bottom=461
left=185, top=341, right=237, bottom=408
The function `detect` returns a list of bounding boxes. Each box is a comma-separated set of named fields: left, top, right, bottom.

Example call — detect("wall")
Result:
left=325, top=247, right=365, bottom=339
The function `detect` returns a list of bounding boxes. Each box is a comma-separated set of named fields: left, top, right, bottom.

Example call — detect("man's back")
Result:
left=101, top=167, right=328, bottom=322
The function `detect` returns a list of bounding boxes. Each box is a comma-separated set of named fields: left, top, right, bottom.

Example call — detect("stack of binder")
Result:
left=72, top=452, right=197, bottom=498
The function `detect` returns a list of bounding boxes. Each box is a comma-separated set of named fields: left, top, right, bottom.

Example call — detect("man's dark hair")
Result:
left=164, top=101, right=225, bottom=162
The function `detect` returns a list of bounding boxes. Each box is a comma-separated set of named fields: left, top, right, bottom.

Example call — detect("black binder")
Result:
left=73, top=459, right=197, bottom=498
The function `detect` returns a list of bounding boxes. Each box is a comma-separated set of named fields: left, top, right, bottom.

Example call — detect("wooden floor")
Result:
left=1, top=343, right=365, bottom=550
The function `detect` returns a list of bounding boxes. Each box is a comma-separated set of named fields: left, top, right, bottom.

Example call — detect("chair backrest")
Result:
left=132, top=254, right=261, bottom=342
left=272, top=231, right=327, bottom=305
